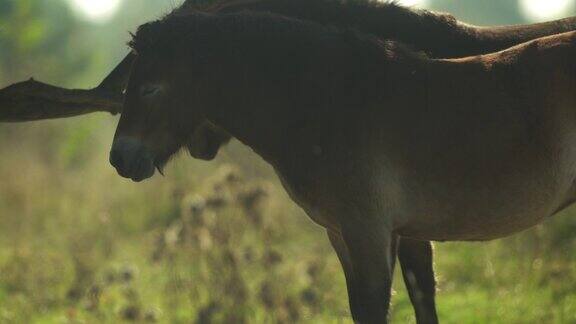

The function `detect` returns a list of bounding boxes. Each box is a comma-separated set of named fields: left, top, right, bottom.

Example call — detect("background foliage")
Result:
left=1, top=0, right=576, bottom=323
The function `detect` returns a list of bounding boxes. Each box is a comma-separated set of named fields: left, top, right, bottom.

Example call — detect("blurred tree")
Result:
left=0, top=0, right=92, bottom=86
left=0, top=0, right=180, bottom=88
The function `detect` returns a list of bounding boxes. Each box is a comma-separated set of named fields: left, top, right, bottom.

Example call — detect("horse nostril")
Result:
left=110, top=149, right=124, bottom=170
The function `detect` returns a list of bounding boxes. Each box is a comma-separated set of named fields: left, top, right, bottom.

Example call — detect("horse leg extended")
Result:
left=327, top=230, right=361, bottom=318
left=337, top=213, right=394, bottom=324
left=328, top=230, right=399, bottom=322
left=398, top=238, right=438, bottom=324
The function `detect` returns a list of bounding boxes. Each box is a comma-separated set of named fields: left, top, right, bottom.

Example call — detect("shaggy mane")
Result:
left=128, top=10, right=399, bottom=59
left=128, top=0, right=458, bottom=57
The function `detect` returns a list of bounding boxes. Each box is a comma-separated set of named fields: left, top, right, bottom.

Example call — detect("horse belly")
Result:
left=393, top=153, right=574, bottom=241
left=400, top=203, right=552, bottom=241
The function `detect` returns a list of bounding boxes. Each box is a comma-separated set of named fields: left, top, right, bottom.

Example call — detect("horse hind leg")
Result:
left=398, top=238, right=439, bottom=324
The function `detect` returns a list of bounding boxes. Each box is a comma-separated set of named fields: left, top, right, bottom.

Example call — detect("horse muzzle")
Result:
left=109, top=137, right=156, bottom=182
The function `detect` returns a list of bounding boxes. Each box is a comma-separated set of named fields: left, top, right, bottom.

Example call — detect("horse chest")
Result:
left=271, top=148, right=365, bottom=233
left=274, top=167, right=339, bottom=231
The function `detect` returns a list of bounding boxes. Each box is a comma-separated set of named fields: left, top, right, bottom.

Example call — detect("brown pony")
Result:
left=110, top=10, right=576, bottom=324
left=147, top=4, right=576, bottom=321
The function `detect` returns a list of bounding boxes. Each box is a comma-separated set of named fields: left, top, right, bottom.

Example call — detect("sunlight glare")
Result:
left=70, top=0, right=122, bottom=22
left=396, top=0, right=428, bottom=7
left=520, top=0, right=575, bottom=21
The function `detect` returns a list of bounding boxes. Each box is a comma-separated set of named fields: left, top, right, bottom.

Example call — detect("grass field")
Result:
left=2, top=115, right=576, bottom=323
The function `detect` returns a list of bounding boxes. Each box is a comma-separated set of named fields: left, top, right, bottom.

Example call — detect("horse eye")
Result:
left=140, top=84, right=163, bottom=98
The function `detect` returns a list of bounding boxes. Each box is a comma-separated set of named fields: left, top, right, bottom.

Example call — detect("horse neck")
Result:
left=185, top=14, right=424, bottom=164
left=204, top=83, right=300, bottom=165
left=201, top=48, right=420, bottom=167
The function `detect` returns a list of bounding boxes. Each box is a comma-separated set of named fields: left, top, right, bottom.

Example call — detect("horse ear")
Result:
left=187, top=123, right=231, bottom=161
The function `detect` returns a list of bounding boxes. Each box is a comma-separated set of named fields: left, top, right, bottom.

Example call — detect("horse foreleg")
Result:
left=328, top=230, right=362, bottom=318
left=338, top=214, right=394, bottom=324
left=398, top=238, right=438, bottom=324
left=328, top=230, right=400, bottom=322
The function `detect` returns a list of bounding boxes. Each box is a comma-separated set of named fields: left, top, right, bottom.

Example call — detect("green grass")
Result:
left=2, top=116, right=576, bottom=323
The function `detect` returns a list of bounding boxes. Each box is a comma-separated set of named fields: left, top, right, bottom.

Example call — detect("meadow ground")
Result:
left=1, top=115, right=576, bottom=323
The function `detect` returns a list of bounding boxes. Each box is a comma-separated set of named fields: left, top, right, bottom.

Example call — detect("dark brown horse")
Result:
left=109, top=10, right=576, bottom=324
left=147, top=4, right=576, bottom=322
left=157, top=7, right=576, bottom=323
